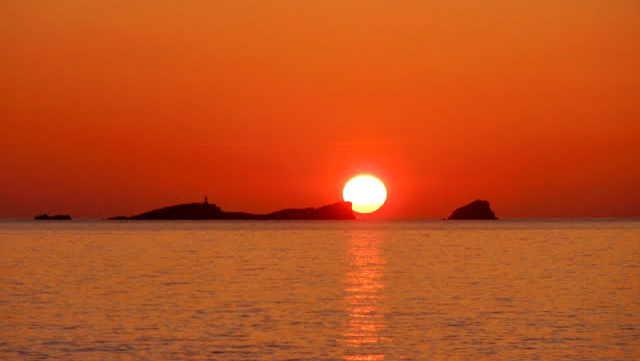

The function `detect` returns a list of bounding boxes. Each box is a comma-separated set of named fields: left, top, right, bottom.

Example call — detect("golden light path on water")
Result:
left=341, top=231, right=390, bottom=360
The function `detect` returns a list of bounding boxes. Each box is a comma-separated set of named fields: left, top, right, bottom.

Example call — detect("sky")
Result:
left=1, top=1, right=639, bottom=219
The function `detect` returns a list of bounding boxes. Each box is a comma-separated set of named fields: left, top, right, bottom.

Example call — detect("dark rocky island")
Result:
left=107, top=216, right=129, bottom=220
left=34, top=214, right=72, bottom=220
left=448, top=200, right=498, bottom=220
left=108, top=199, right=356, bottom=220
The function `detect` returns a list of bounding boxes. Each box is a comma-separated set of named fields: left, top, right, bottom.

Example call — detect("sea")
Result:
left=1, top=219, right=638, bottom=360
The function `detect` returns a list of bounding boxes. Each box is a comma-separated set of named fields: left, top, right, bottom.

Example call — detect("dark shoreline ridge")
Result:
left=34, top=214, right=72, bottom=220
left=108, top=201, right=356, bottom=220
left=448, top=199, right=498, bottom=220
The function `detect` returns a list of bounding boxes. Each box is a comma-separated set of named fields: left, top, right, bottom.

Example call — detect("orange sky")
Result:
left=1, top=1, right=639, bottom=218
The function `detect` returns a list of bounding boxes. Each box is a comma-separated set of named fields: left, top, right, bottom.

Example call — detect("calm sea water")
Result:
left=1, top=220, right=638, bottom=360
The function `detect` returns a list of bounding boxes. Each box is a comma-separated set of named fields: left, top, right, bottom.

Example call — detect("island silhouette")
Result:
left=34, top=214, right=72, bottom=220
left=108, top=197, right=356, bottom=220
left=35, top=197, right=499, bottom=221
left=448, top=199, right=498, bottom=220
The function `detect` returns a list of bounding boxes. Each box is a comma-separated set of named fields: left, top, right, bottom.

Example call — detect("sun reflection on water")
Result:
left=341, top=231, right=390, bottom=360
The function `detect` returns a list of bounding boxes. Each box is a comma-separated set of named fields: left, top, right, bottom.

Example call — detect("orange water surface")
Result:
left=1, top=220, right=638, bottom=359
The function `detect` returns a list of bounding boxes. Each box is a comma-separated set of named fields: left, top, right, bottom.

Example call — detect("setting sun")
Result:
left=343, top=175, right=387, bottom=214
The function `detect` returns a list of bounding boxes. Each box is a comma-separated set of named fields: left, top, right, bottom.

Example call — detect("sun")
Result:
left=343, top=175, right=387, bottom=213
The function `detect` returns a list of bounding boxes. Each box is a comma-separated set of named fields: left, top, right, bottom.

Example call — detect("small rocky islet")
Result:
left=34, top=214, right=72, bottom=220
left=447, top=199, right=498, bottom=220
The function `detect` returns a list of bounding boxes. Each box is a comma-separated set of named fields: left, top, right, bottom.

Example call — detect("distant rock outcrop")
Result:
left=110, top=201, right=356, bottom=220
left=34, top=214, right=72, bottom=220
left=448, top=200, right=497, bottom=220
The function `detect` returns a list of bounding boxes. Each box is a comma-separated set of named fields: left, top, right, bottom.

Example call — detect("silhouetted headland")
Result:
left=108, top=199, right=356, bottom=220
left=448, top=200, right=498, bottom=220
left=34, top=214, right=72, bottom=220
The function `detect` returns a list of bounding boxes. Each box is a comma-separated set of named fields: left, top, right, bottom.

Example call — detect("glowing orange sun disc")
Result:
left=342, top=175, right=387, bottom=213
